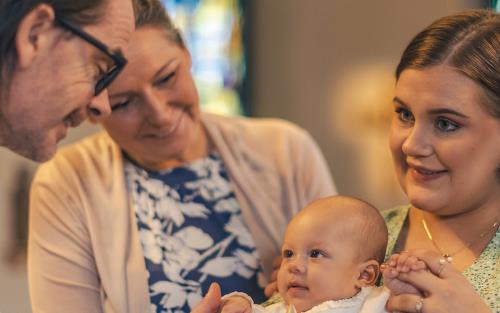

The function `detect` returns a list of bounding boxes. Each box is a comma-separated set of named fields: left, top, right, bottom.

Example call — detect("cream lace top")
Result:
left=224, top=287, right=389, bottom=313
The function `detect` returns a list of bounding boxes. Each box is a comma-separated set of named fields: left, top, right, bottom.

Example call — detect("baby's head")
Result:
left=277, top=195, right=388, bottom=312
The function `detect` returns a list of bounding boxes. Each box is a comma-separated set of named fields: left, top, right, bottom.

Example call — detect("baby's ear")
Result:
left=355, top=260, right=380, bottom=288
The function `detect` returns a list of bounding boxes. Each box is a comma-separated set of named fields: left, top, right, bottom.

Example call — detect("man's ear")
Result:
left=16, top=4, right=56, bottom=69
left=355, top=260, right=380, bottom=288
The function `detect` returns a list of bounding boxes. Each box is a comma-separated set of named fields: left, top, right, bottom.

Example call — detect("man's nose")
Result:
left=87, top=89, right=112, bottom=121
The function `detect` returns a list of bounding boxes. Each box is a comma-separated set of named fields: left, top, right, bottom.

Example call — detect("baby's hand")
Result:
left=219, top=295, right=252, bottom=313
left=382, top=252, right=427, bottom=296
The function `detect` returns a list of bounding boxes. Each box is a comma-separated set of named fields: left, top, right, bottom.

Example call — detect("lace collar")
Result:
left=298, top=287, right=373, bottom=313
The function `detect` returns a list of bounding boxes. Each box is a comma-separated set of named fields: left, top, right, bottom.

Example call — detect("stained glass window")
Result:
left=162, top=0, right=247, bottom=116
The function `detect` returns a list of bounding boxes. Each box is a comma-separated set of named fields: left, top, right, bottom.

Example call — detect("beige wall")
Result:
left=248, top=0, right=481, bottom=209
left=0, top=1, right=482, bottom=311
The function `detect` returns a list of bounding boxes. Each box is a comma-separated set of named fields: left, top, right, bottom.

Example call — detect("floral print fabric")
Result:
left=125, top=152, right=266, bottom=313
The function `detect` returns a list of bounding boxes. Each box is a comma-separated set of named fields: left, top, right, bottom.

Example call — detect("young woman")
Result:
left=383, top=9, right=499, bottom=313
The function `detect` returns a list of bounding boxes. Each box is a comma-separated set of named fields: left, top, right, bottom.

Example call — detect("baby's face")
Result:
left=277, top=210, right=361, bottom=312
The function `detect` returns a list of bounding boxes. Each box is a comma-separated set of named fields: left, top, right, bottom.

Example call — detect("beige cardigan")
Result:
left=28, top=113, right=336, bottom=313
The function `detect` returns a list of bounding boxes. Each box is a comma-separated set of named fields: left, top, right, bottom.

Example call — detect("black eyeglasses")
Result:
left=55, top=16, right=127, bottom=96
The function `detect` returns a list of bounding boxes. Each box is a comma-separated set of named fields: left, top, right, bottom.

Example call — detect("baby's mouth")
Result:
left=288, top=283, right=308, bottom=291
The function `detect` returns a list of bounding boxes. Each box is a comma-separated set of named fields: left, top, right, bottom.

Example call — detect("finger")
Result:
left=221, top=301, right=250, bottom=313
left=408, top=249, right=457, bottom=278
left=397, top=269, right=445, bottom=294
left=388, top=254, right=400, bottom=267
left=221, top=306, right=247, bottom=313
left=220, top=299, right=236, bottom=312
left=402, top=255, right=420, bottom=272
left=386, top=294, right=425, bottom=313
left=396, top=253, right=411, bottom=271
left=193, top=283, right=221, bottom=313
left=220, top=304, right=237, bottom=313
left=382, top=265, right=398, bottom=279
left=264, top=281, right=278, bottom=298
left=412, top=260, right=427, bottom=271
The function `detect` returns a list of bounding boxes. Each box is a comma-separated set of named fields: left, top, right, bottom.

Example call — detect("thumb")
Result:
left=192, top=283, right=221, bottom=313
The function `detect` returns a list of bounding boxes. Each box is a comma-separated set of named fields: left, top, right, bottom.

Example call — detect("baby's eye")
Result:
left=282, top=249, right=294, bottom=259
left=309, top=249, right=325, bottom=258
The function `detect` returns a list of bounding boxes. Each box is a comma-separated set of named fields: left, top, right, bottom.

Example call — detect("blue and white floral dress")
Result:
left=125, top=152, right=267, bottom=313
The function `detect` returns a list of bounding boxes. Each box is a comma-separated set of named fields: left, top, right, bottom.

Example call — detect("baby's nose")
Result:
left=288, top=257, right=306, bottom=273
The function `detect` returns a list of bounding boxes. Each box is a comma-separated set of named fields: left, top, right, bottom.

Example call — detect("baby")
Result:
left=218, top=195, right=391, bottom=313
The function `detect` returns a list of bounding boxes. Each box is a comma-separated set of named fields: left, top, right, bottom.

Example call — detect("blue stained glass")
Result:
left=161, top=0, right=246, bottom=116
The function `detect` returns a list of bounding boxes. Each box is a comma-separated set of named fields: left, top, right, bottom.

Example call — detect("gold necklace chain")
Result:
left=421, top=211, right=499, bottom=261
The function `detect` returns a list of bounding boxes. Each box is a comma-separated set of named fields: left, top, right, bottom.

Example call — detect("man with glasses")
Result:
left=0, top=0, right=135, bottom=162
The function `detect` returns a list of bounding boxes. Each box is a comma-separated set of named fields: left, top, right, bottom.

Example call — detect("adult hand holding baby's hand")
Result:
left=385, top=249, right=490, bottom=313
left=382, top=251, right=427, bottom=296
left=219, top=295, right=253, bottom=313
